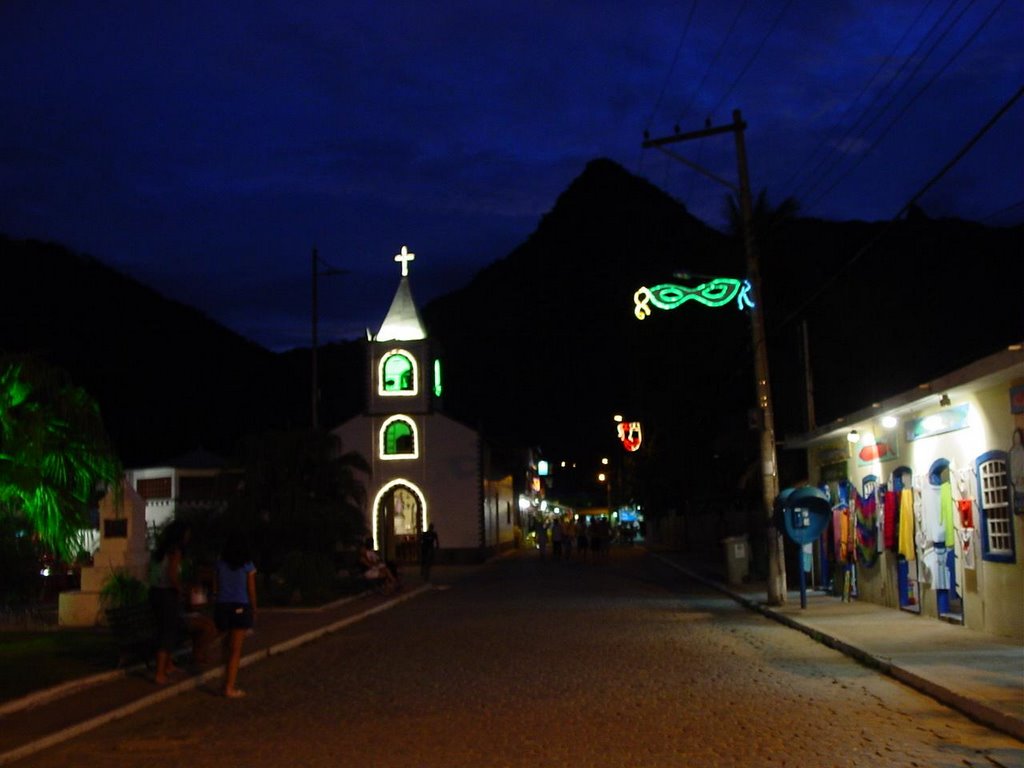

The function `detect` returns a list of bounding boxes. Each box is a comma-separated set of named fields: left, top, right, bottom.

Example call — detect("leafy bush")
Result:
left=99, top=568, right=149, bottom=610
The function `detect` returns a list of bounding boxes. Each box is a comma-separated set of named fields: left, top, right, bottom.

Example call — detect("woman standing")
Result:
left=214, top=533, right=257, bottom=698
left=150, top=521, right=190, bottom=685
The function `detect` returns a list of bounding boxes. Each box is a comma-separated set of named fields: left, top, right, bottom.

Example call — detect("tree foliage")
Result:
left=0, top=357, right=121, bottom=559
left=226, top=428, right=369, bottom=571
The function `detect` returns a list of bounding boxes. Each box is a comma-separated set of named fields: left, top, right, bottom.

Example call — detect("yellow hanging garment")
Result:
left=898, top=487, right=916, bottom=560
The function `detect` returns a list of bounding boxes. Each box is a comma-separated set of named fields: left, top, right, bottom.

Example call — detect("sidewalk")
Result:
left=0, top=565, right=464, bottom=766
left=654, top=550, right=1024, bottom=743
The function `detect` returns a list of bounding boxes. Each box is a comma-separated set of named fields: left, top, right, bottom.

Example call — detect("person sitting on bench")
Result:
left=358, top=538, right=399, bottom=592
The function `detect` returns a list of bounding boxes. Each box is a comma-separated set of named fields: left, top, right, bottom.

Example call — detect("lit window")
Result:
left=380, top=416, right=418, bottom=460
left=977, top=451, right=1014, bottom=562
left=378, top=350, right=418, bottom=396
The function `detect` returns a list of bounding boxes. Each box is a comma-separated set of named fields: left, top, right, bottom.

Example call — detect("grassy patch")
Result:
left=0, top=629, right=119, bottom=703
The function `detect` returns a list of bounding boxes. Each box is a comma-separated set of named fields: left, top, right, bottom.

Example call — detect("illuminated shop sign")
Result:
left=634, top=278, right=755, bottom=320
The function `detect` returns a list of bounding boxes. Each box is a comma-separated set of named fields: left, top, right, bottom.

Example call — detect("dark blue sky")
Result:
left=2, top=1, right=1021, bottom=351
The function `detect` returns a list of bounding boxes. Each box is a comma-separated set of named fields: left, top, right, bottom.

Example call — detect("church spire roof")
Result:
left=374, top=246, right=427, bottom=342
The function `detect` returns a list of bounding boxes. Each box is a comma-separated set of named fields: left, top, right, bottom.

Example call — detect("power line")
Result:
left=776, top=83, right=1024, bottom=336
left=708, top=0, right=796, bottom=119
left=676, top=0, right=751, bottom=125
left=645, top=0, right=699, bottom=133
left=780, top=0, right=941, bottom=196
left=980, top=198, right=1024, bottom=224
left=803, top=0, right=1008, bottom=214
left=792, top=0, right=967, bottom=205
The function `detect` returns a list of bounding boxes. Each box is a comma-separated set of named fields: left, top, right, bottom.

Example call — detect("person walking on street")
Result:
left=536, top=520, right=549, bottom=561
left=149, top=520, right=190, bottom=685
left=577, top=518, right=589, bottom=562
left=420, top=523, right=439, bottom=581
left=214, top=533, right=257, bottom=698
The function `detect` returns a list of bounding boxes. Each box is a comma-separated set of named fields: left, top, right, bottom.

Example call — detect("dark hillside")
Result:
left=425, top=158, right=754, bottom=507
left=761, top=214, right=1024, bottom=430
left=0, top=236, right=303, bottom=464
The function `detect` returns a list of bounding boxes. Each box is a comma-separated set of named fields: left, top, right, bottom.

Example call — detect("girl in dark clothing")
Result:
left=150, top=520, right=190, bottom=684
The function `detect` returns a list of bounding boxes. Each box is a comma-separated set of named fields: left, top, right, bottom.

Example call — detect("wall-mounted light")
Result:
left=881, top=415, right=898, bottom=429
left=847, top=429, right=860, bottom=444
left=938, top=393, right=951, bottom=407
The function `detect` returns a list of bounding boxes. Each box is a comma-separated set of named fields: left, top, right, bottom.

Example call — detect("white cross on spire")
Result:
left=394, top=245, right=415, bottom=277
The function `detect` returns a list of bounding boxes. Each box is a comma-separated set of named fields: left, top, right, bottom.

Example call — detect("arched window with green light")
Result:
left=380, top=415, right=418, bottom=460
left=378, top=350, right=418, bottom=396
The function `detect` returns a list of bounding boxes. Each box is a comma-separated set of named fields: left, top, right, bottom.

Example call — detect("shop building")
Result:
left=787, top=344, right=1024, bottom=641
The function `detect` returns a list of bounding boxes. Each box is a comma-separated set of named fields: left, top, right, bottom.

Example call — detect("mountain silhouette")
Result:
left=3, top=159, right=1021, bottom=512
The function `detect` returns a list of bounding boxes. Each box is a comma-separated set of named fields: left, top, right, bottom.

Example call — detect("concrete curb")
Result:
left=0, top=584, right=433, bottom=766
left=653, top=554, right=1024, bottom=743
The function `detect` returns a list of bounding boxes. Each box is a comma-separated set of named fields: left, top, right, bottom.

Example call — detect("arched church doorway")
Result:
left=374, top=480, right=426, bottom=564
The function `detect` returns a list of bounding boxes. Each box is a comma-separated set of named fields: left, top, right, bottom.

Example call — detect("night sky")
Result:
left=2, top=1, right=1021, bottom=351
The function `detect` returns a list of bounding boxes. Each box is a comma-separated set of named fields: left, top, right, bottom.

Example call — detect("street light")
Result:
left=311, top=246, right=349, bottom=430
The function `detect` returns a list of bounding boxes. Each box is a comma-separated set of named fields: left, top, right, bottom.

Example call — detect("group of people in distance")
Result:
left=534, top=516, right=612, bottom=562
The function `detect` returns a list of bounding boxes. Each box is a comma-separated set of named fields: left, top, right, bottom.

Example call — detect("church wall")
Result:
left=333, top=413, right=484, bottom=554
left=421, top=415, right=482, bottom=551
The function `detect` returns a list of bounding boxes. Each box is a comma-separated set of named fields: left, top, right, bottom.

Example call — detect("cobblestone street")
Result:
left=14, top=548, right=1023, bottom=768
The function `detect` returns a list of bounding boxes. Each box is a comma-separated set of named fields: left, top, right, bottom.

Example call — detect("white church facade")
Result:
left=332, top=246, right=515, bottom=564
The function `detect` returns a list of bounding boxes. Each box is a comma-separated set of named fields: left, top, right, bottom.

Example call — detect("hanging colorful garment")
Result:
left=959, top=528, right=976, bottom=570
left=856, top=490, right=878, bottom=567
left=940, top=481, right=955, bottom=547
left=832, top=482, right=855, bottom=564
left=883, top=490, right=898, bottom=550
left=932, top=544, right=951, bottom=589
left=956, top=498, right=974, bottom=529
left=898, top=487, right=916, bottom=560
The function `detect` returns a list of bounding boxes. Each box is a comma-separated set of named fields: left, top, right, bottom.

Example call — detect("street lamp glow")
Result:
left=598, top=472, right=607, bottom=483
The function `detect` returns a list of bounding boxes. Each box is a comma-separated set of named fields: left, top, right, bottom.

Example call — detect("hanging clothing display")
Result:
left=939, top=481, right=955, bottom=548
left=833, top=502, right=853, bottom=563
left=956, top=498, right=974, bottom=529
left=898, top=487, right=915, bottom=560
left=959, top=528, right=976, bottom=570
left=922, top=482, right=943, bottom=547
left=856, top=490, right=878, bottom=567
left=932, top=544, right=951, bottom=590
left=883, top=490, right=898, bottom=550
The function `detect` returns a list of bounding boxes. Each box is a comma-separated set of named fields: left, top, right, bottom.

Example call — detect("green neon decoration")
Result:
left=433, top=359, right=442, bottom=398
left=633, top=278, right=755, bottom=320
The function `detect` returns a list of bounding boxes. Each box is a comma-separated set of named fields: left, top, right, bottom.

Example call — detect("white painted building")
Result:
left=126, top=448, right=240, bottom=539
left=332, top=247, right=515, bottom=563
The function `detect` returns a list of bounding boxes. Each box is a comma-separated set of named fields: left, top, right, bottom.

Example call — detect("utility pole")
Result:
left=643, top=109, right=787, bottom=605
left=311, top=247, right=348, bottom=430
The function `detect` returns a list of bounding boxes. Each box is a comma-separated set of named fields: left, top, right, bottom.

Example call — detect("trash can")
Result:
left=721, top=535, right=750, bottom=585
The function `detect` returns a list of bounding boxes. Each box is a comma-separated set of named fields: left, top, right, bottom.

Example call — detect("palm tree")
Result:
left=228, top=428, right=370, bottom=570
left=0, top=357, right=121, bottom=560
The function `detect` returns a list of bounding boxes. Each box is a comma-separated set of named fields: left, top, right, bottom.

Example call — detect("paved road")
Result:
left=15, top=549, right=1023, bottom=768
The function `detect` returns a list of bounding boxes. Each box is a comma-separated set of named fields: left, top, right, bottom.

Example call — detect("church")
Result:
left=332, top=246, right=516, bottom=564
